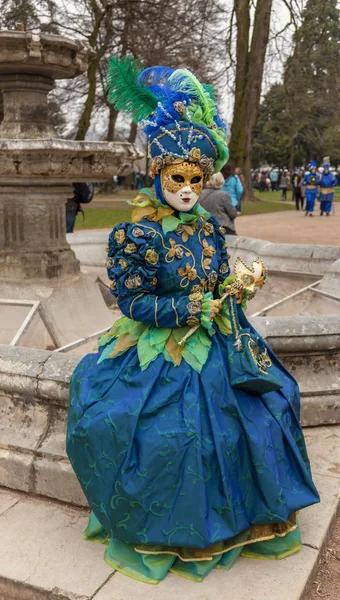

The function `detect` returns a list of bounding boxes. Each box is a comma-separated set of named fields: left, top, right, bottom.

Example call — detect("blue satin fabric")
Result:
left=320, top=194, right=333, bottom=213
left=305, top=188, right=318, bottom=212
left=67, top=214, right=319, bottom=553
left=106, top=216, right=228, bottom=327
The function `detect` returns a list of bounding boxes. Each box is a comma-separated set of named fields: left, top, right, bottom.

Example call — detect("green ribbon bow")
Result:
left=128, top=188, right=211, bottom=234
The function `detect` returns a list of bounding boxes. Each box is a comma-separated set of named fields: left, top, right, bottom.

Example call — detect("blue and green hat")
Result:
left=106, top=58, right=229, bottom=180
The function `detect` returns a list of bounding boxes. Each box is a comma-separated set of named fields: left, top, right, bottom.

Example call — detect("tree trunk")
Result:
left=289, top=135, right=295, bottom=173
left=229, top=0, right=273, bottom=199
left=75, top=59, right=98, bottom=140
left=229, top=0, right=250, bottom=169
left=106, top=105, right=118, bottom=141
left=128, top=121, right=138, bottom=143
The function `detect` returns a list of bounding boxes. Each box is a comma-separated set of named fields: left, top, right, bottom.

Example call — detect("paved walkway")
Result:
left=91, top=194, right=340, bottom=246
left=0, top=425, right=339, bottom=600
left=236, top=210, right=340, bottom=246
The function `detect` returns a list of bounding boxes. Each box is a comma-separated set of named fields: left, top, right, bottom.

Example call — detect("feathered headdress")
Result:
left=107, top=57, right=229, bottom=178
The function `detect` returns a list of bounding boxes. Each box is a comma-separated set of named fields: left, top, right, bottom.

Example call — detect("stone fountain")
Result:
left=0, top=30, right=142, bottom=348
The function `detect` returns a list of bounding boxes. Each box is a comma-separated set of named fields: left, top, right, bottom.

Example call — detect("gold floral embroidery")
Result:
left=187, top=315, right=200, bottom=326
left=187, top=301, right=201, bottom=315
left=189, top=284, right=205, bottom=302
left=110, top=279, right=117, bottom=291
left=150, top=277, right=158, bottom=287
left=189, top=147, right=202, bottom=162
left=118, top=258, right=128, bottom=270
left=219, top=225, right=227, bottom=235
left=106, top=257, right=114, bottom=268
left=177, top=263, right=198, bottom=286
left=114, top=229, right=126, bottom=245
left=145, top=248, right=159, bottom=265
left=207, top=271, right=218, bottom=292
left=125, top=275, right=142, bottom=289
left=131, top=227, right=144, bottom=238
left=175, top=223, right=196, bottom=243
left=202, top=221, right=214, bottom=236
left=124, top=243, right=137, bottom=254
left=166, top=238, right=185, bottom=261
left=202, top=238, right=216, bottom=258
left=219, top=262, right=229, bottom=275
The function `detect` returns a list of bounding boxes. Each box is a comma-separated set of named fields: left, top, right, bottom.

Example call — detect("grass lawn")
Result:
left=75, top=187, right=340, bottom=230
left=75, top=198, right=294, bottom=230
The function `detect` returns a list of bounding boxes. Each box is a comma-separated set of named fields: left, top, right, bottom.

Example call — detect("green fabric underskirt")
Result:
left=83, top=512, right=302, bottom=584
left=95, top=311, right=229, bottom=374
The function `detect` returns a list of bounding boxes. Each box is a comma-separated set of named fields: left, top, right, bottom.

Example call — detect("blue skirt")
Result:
left=320, top=193, right=334, bottom=213
left=67, top=327, right=319, bottom=554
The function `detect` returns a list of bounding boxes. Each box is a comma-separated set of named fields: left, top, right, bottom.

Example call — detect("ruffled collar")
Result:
left=128, top=188, right=210, bottom=235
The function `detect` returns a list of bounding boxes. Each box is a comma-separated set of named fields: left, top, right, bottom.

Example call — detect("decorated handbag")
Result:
left=223, top=258, right=283, bottom=394
left=226, top=294, right=282, bottom=394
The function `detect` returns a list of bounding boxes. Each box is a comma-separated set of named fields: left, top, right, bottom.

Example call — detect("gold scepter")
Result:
left=178, top=257, right=268, bottom=348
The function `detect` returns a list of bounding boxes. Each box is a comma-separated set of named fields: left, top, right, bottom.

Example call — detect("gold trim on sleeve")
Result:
left=171, top=298, right=180, bottom=327
left=154, top=297, right=159, bottom=327
left=129, top=293, right=146, bottom=320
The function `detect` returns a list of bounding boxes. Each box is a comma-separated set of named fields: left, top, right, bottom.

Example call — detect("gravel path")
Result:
left=236, top=209, right=340, bottom=246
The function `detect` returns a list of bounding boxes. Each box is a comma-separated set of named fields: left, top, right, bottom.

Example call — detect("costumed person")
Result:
left=319, top=161, right=337, bottom=216
left=302, top=161, right=320, bottom=216
left=67, top=58, right=319, bottom=584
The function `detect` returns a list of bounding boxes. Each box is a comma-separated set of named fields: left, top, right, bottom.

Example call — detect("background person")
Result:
left=221, top=163, right=244, bottom=210
left=269, top=168, right=279, bottom=191
left=200, top=172, right=238, bottom=235
left=279, top=170, right=289, bottom=200
left=303, top=161, right=320, bottom=216
left=319, top=162, right=337, bottom=216
left=292, top=170, right=303, bottom=210
left=66, top=182, right=94, bottom=233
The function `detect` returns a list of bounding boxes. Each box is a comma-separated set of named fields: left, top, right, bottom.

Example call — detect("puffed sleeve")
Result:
left=106, top=222, right=200, bottom=327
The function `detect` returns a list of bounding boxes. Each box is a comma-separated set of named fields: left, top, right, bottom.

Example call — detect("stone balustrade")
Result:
left=1, top=315, right=340, bottom=507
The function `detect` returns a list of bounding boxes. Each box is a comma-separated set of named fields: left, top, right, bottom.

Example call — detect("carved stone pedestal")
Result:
left=0, top=29, right=142, bottom=347
left=0, top=184, right=79, bottom=281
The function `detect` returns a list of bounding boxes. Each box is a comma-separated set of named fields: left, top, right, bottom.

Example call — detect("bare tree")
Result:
left=228, top=0, right=273, bottom=196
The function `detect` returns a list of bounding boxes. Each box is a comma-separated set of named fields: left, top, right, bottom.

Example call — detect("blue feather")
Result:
left=147, top=84, right=172, bottom=101
left=137, top=66, right=174, bottom=88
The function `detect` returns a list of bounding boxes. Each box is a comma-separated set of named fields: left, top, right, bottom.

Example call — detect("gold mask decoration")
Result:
left=234, top=257, right=268, bottom=295
left=160, top=161, right=204, bottom=197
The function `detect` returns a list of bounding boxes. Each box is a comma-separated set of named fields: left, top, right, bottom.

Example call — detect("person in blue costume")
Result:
left=302, top=161, right=320, bottom=216
left=319, top=162, right=337, bottom=216
left=66, top=58, right=319, bottom=584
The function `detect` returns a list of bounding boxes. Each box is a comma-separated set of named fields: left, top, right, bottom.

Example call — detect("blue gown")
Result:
left=67, top=212, right=319, bottom=583
left=319, top=171, right=337, bottom=214
left=303, top=172, right=320, bottom=213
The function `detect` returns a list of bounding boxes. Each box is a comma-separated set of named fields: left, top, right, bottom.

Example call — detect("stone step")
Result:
left=0, top=426, right=339, bottom=600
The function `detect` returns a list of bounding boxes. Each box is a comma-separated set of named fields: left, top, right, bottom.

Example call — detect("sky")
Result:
left=46, top=0, right=307, bottom=139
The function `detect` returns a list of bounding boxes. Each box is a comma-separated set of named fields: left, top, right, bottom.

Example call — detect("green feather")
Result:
left=169, top=69, right=217, bottom=125
left=106, top=56, right=157, bottom=123
left=203, top=83, right=216, bottom=100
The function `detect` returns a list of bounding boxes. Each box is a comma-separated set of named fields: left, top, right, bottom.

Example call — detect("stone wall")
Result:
left=227, top=236, right=340, bottom=276
left=1, top=315, right=340, bottom=506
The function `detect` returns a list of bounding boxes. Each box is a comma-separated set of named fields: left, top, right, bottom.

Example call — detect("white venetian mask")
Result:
left=160, top=161, right=203, bottom=212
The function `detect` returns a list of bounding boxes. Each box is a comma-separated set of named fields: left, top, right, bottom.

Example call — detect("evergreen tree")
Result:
left=284, top=0, right=340, bottom=166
